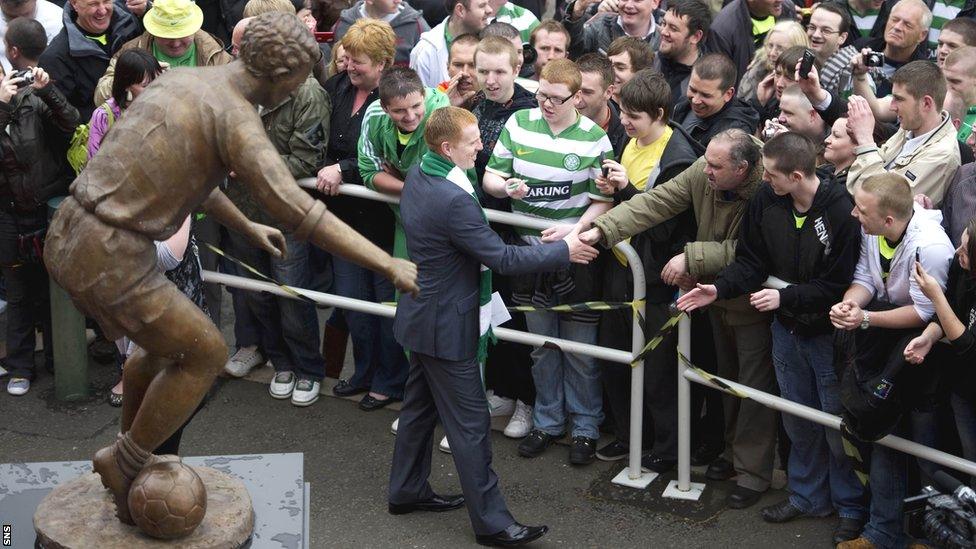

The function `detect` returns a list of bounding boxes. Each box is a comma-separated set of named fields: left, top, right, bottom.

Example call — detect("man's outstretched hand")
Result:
left=578, top=226, right=602, bottom=246
left=248, top=222, right=287, bottom=259
left=387, top=258, right=419, bottom=297
left=675, top=284, right=718, bottom=312
left=562, top=224, right=599, bottom=264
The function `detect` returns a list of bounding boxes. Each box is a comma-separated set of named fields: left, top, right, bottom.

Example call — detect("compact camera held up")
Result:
left=11, top=69, right=35, bottom=88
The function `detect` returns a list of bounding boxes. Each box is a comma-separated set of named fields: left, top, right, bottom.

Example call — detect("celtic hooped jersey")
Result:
left=486, top=108, right=613, bottom=244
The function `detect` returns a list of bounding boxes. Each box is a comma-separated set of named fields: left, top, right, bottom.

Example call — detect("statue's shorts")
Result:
left=44, top=196, right=181, bottom=342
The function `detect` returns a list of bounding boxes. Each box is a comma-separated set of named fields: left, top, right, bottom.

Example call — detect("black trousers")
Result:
left=485, top=270, right=535, bottom=405
left=389, top=351, right=515, bottom=536
left=0, top=209, right=52, bottom=379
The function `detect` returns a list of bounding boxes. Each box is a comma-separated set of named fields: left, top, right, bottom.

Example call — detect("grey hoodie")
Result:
left=330, top=1, right=430, bottom=65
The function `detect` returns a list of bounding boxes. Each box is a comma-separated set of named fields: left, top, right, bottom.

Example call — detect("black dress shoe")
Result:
left=388, top=493, right=465, bottom=515
left=690, top=442, right=723, bottom=467
left=640, top=455, right=677, bottom=474
left=727, top=486, right=763, bottom=509
left=518, top=430, right=555, bottom=458
left=333, top=379, right=368, bottom=397
left=833, top=517, right=865, bottom=545
left=359, top=393, right=394, bottom=411
left=705, top=457, right=736, bottom=480
left=475, top=523, right=549, bottom=547
left=761, top=499, right=808, bottom=523
left=569, top=436, right=597, bottom=465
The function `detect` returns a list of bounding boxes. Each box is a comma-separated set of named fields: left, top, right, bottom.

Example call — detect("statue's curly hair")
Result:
left=240, top=12, right=320, bottom=79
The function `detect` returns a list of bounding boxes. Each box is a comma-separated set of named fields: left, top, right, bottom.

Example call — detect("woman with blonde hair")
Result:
left=738, top=20, right=809, bottom=102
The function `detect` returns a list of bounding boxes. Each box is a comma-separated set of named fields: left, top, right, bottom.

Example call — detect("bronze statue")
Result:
left=43, top=11, right=418, bottom=527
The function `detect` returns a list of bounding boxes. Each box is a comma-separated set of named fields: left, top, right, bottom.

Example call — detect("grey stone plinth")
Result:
left=33, top=467, right=253, bottom=549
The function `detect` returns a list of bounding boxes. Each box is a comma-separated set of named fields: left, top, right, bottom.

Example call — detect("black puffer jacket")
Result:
left=39, top=1, right=142, bottom=121
left=713, top=177, right=862, bottom=334
left=672, top=96, right=759, bottom=149
left=0, top=85, right=80, bottom=213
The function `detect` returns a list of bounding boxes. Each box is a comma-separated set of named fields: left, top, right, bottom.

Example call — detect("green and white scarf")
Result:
left=419, top=151, right=495, bottom=365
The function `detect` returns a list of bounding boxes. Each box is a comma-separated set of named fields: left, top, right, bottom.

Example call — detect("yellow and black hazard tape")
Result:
left=507, top=301, right=642, bottom=313
left=204, top=243, right=322, bottom=307
left=677, top=351, right=750, bottom=399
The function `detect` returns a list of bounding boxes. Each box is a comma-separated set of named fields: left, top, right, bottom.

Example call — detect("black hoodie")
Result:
left=714, top=177, right=862, bottom=334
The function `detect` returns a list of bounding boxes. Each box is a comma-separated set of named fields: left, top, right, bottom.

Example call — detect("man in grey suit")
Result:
left=389, top=106, right=599, bottom=547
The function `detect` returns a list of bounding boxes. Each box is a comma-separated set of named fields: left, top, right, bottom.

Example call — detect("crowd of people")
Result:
left=2, top=0, right=976, bottom=544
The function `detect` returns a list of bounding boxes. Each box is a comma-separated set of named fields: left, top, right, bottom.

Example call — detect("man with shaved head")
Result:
left=943, top=46, right=976, bottom=145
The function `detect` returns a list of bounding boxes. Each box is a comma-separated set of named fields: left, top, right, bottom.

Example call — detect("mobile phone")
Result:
left=915, top=248, right=921, bottom=264
left=313, top=31, right=333, bottom=43
left=799, top=49, right=816, bottom=79
left=600, top=152, right=610, bottom=178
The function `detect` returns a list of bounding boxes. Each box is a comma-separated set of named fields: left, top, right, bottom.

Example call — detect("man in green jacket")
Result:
left=580, top=128, right=778, bottom=510
left=345, top=66, right=449, bottom=412
left=223, top=72, right=331, bottom=406
left=359, top=65, right=450, bottom=260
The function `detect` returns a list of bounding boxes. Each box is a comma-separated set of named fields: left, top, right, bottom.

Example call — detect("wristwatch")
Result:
left=859, top=311, right=870, bottom=330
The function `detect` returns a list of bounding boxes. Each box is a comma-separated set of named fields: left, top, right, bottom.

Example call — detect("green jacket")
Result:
left=225, top=75, right=330, bottom=230
left=592, top=148, right=767, bottom=325
left=358, top=87, right=450, bottom=258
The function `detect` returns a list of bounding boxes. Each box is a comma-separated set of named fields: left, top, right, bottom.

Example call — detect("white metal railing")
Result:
left=207, top=181, right=976, bottom=502
left=207, top=180, right=654, bottom=486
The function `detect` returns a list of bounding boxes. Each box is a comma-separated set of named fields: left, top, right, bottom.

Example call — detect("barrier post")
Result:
left=610, top=244, right=655, bottom=488
left=662, top=308, right=704, bottom=500
left=47, top=196, right=89, bottom=401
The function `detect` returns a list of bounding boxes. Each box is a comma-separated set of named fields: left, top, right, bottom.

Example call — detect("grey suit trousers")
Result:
left=389, top=351, right=515, bottom=535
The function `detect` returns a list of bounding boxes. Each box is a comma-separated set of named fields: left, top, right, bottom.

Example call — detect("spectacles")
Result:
left=535, top=92, right=573, bottom=106
left=806, top=24, right=840, bottom=36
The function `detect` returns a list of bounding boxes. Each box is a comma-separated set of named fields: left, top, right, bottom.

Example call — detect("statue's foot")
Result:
left=93, top=443, right=135, bottom=525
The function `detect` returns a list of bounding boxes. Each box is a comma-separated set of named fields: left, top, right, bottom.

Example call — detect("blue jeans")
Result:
left=863, top=410, right=939, bottom=548
left=270, top=232, right=324, bottom=381
left=524, top=312, right=602, bottom=439
left=331, top=255, right=408, bottom=398
left=771, top=320, right=867, bottom=519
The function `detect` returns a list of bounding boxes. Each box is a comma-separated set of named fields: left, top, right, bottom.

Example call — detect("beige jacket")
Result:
left=92, top=30, right=232, bottom=106
left=592, top=141, right=769, bottom=326
left=848, top=112, right=960, bottom=207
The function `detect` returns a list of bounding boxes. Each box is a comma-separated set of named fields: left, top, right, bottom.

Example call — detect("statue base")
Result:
left=34, top=466, right=254, bottom=548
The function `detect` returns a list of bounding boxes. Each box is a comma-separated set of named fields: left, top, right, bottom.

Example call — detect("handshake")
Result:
left=540, top=224, right=604, bottom=265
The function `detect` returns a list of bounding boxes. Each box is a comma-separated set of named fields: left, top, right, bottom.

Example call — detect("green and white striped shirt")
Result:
left=493, top=2, right=540, bottom=44
left=928, top=0, right=966, bottom=49
left=850, top=7, right=880, bottom=38
left=486, top=108, right=613, bottom=244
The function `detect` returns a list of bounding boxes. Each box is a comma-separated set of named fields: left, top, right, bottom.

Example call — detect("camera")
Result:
left=521, top=43, right=537, bottom=69
left=904, top=471, right=976, bottom=548
left=11, top=69, right=34, bottom=88
left=865, top=51, right=885, bottom=68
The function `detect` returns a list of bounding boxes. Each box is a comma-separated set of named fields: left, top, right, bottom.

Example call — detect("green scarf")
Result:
left=153, top=41, right=197, bottom=68
left=420, top=151, right=495, bottom=366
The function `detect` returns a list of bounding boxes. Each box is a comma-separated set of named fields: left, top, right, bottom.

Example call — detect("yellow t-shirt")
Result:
left=620, top=126, right=673, bottom=191
left=752, top=15, right=775, bottom=39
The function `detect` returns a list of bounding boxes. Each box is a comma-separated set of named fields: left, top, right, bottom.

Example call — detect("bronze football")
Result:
left=127, top=461, right=207, bottom=539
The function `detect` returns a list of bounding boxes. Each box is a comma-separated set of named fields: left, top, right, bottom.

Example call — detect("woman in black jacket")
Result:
left=904, top=217, right=976, bottom=466
left=0, top=66, right=80, bottom=396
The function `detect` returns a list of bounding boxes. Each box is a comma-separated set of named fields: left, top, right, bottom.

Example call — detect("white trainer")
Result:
left=503, top=400, right=533, bottom=438
left=290, top=379, right=320, bottom=407
left=7, top=377, right=29, bottom=396
left=438, top=436, right=451, bottom=454
left=268, top=371, right=296, bottom=399
left=391, top=417, right=399, bottom=435
left=224, top=345, right=265, bottom=377
left=487, top=390, right=516, bottom=417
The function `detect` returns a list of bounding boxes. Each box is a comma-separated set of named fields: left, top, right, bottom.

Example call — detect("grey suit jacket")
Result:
left=394, top=165, right=570, bottom=362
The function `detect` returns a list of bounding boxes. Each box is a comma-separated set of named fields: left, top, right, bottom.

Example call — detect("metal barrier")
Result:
left=207, top=181, right=976, bottom=502
left=206, top=180, right=657, bottom=488
left=667, top=280, right=976, bottom=501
